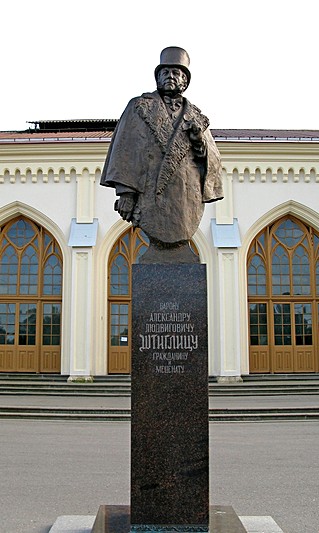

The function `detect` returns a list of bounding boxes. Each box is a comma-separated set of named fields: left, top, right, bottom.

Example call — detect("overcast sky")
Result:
left=2, top=0, right=319, bottom=131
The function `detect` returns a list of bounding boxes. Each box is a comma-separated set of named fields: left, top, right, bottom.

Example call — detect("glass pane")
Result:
left=316, top=260, right=319, bottom=296
left=44, top=233, right=51, bottom=249
left=42, top=303, right=61, bottom=346
left=134, top=230, right=150, bottom=263
left=110, top=303, right=129, bottom=346
left=273, top=303, right=291, bottom=345
left=122, top=234, right=129, bottom=248
left=136, top=245, right=149, bottom=264
left=19, top=303, right=37, bottom=345
left=274, top=218, right=304, bottom=247
left=0, top=245, right=18, bottom=294
left=249, top=303, right=268, bottom=345
left=0, top=303, right=16, bottom=344
left=120, top=314, right=128, bottom=325
left=248, top=255, right=267, bottom=296
left=272, top=245, right=290, bottom=295
left=7, top=219, right=35, bottom=247
left=110, top=255, right=129, bottom=295
left=43, top=255, right=62, bottom=295
left=292, top=245, right=310, bottom=295
left=120, top=285, right=129, bottom=295
left=119, top=330, right=128, bottom=345
left=19, top=245, right=38, bottom=295
left=111, top=304, right=119, bottom=314
left=111, top=326, right=119, bottom=336
left=294, top=303, right=312, bottom=345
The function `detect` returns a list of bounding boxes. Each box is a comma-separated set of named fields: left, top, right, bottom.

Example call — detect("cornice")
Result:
left=217, top=142, right=319, bottom=182
left=1, top=139, right=319, bottom=184
left=218, top=141, right=319, bottom=157
left=0, top=140, right=110, bottom=160
left=0, top=141, right=110, bottom=181
left=1, top=138, right=319, bottom=161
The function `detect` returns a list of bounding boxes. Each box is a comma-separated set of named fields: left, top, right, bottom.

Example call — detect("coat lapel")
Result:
left=135, top=92, right=210, bottom=195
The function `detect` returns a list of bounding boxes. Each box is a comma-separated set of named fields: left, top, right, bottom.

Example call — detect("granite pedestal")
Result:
left=131, top=264, right=209, bottom=530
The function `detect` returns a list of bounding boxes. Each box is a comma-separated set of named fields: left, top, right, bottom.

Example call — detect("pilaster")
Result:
left=69, top=248, right=94, bottom=377
left=211, top=219, right=242, bottom=379
left=216, top=169, right=233, bottom=224
left=215, top=249, right=241, bottom=378
left=76, top=169, right=95, bottom=223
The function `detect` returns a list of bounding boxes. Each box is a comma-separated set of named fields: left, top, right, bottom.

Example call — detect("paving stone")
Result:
left=239, top=515, right=284, bottom=532
left=49, top=515, right=95, bottom=533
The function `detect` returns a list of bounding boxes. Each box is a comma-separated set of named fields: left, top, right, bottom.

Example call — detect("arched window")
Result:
left=0, top=216, right=63, bottom=373
left=107, top=227, right=199, bottom=373
left=247, top=216, right=319, bottom=373
left=107, top=227, right=149, bottom=373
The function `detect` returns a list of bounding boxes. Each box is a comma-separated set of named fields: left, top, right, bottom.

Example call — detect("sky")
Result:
left=2, top=0, right=319, bottom=132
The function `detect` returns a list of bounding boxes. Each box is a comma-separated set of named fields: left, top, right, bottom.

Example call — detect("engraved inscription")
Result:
left=139, top=334, right=198, bottom=351
left=138, top=301, right=198, bottom=374
left=159, top=301, right=180, bottom=311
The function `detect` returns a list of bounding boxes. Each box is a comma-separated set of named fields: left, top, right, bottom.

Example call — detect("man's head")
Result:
left=155, top=47, right=191, bottom=95
left=156, top=67, right=188, bottom=96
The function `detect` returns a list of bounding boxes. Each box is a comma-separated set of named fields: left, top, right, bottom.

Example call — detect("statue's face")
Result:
left=157, top=67, right=188, bottom=95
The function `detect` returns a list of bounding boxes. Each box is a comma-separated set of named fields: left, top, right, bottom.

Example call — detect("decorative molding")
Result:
left=217, top=141, right=319, bottom=183
left=222, top=252, right=234, bottom=263
left=222, top=166, right=319, bottom=183
left=0, top=140, right=108, bottom=183
left=0, top=166, right=102, bottom=184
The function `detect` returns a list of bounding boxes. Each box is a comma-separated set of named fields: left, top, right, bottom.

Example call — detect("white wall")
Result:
left=1, top=138, right=319, bottom=377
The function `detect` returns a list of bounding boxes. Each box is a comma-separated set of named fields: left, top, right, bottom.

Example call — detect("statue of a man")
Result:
left=101, top=46, right=223, bottom=262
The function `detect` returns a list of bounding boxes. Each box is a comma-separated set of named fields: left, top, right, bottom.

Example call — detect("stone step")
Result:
left=0, top=373, right=131, bottom=382
left=0, top=386, right=131, bottom=396
left=1, top=374, right=319, bottom=397
left=1, top=383, right=319, bottom=396
left=243, top=373, right=319, bottom=381
left=1, top=405, right=318, bottom=421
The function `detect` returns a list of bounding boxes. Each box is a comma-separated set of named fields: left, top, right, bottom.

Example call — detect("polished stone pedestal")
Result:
left=91, top=505, right=246, bottom=532
left=131, top=264, right=209, bottom=527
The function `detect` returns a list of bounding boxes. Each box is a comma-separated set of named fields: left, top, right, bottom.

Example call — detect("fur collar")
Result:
left=135, top=91, right=209, bottom=195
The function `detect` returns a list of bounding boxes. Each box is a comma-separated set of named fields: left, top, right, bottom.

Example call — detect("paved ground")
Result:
left=0, top=414, right=319, bottom=533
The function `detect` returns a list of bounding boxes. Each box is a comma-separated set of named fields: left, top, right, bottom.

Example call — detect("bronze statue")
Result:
left=101, top=46, right=223, bottom=263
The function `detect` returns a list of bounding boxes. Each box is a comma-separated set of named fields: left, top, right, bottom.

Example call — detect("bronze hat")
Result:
left=155, top=46, right=191, bottom=86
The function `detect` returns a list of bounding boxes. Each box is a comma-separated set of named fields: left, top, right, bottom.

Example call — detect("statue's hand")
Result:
left=183, top=120, right=206, bottom=156
left=188, top=122, right=204, bottom=144
left=115, top=192, right=136, bottom=221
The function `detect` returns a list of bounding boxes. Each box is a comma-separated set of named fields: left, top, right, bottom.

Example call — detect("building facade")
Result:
left=1, top=122, right=319, bottom=379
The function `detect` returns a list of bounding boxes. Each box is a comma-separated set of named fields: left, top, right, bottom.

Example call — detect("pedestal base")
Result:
left=91, top=505, right=246, bottom=532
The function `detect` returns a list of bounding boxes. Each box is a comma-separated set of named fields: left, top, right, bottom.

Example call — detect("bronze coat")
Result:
left=101, top=91, right=223, bottom=243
